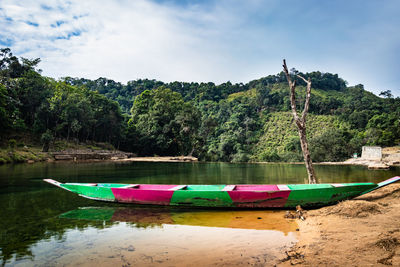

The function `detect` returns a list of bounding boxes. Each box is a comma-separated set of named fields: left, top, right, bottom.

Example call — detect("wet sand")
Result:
left=279, top=184, right=400, bottom=266
left=13, top=210, right=299, bottom=267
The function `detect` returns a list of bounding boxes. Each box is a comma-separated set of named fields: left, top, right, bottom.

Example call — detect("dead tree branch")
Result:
left=283, top=59, right=317, bottom=184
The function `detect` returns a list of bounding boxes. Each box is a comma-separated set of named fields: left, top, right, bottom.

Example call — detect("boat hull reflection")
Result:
left=60, top=207, right=298, bottom=234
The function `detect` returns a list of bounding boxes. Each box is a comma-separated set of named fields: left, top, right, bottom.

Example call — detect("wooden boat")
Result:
left=44, top=176, right=400, bottom=208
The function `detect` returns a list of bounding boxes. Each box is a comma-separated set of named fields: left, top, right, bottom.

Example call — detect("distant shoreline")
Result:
left=1, top=145, right=399, bottom=167
left=115, top=156, right=198, bottom=163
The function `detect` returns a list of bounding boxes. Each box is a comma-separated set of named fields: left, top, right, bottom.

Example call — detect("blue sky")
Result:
left=1, top=0, right=399, bottom=96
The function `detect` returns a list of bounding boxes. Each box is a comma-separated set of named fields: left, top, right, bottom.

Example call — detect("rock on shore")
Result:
left=321, top=146, right=400, bottom=169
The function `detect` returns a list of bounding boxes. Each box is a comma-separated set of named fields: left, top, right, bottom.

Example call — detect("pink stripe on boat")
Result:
left=234, top=185, right=279, bottom=191
left=228, top=190, right=290, bottom=208
left=331, top=184, right=344, bottom=187
left=136, top=184, right=178, bottom=190
left=112, top=185, right=177, bottom=205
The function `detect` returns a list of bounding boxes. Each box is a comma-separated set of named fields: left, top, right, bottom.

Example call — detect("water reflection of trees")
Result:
left=0, top=189, right=116, bottom=266
left=0, top=189, right=299, bottom=266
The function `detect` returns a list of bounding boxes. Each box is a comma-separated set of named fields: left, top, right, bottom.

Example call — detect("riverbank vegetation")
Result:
left=1, top=48, right=400, bottom=163
left=0, top=136, right=118, bottom=164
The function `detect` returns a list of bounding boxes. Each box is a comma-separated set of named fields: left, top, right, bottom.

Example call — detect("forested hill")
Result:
left=64, top=71, right=347, bottom=114
left=1, top=47, right=399, bottom=162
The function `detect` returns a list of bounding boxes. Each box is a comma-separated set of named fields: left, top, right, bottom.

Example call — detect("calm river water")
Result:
left=1, top=161, right=399, bottom=266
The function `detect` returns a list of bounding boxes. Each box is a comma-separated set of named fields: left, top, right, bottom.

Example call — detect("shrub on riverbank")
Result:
left=0, top=139, right=117, bottom=164
left=0, top=146, right=48, bottom=164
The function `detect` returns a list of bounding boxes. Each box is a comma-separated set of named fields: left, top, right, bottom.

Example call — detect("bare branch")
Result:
left=283, top=59, right=300, bottom=123
left=301, top=77, right=312, bottom=122
left=296, top=74, right=308, bottom=84
left=282, top=59, right=289, bottom=77
left=283, top=59, right=293, bottom=86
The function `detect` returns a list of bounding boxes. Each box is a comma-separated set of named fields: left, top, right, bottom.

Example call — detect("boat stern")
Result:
left=44, top=179, right=116, bottom=202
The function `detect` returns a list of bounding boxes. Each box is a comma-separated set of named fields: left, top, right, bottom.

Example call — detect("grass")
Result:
left=0, top=139, right=116, bottom=164
left=0, top=146, right=49, bottom=164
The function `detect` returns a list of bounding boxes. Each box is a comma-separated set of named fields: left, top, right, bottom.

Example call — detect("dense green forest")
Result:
left=1, top=47, right=399, bottom=162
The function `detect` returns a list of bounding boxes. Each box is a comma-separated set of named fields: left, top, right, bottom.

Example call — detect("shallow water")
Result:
left=1, top=161, right=399, bottom=266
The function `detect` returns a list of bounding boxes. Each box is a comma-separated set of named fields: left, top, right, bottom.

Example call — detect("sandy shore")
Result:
left=118, top=156, right=198, bottom=162
left=279, top=184, right=400, bottom=266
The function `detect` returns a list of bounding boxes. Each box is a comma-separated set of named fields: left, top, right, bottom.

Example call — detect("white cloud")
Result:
left=1, top=0, right=399, bottom=96
left=1, top=0, right=254, bottom=83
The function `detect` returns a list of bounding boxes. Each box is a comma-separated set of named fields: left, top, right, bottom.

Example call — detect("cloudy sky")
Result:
left=1, top=0, right=399, bottom=96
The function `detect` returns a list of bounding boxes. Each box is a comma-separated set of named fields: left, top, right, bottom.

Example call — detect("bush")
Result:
left=8, top=139, right=16, bottom=150
left=259, top=150, right=280, bottom=162
left=41, top=130, right=53, bottom=152
left=310, top=129, right=354, bottom=162
left=279, top=151, right=303, bottom=162
left=9, top=152, right=26, bottom=163
left=231, top=151, right=249, bottom=163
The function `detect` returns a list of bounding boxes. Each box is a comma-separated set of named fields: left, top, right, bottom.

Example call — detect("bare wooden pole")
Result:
left=282, top=59, right=317, bottom=184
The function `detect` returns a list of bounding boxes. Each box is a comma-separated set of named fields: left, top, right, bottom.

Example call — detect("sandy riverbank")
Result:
left=117, top=156, right=198, bottom=162
left=279, top=183, right=400, bottom=266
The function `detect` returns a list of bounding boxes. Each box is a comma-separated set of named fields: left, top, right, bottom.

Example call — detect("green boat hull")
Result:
left=44, top=176, right=400, bottom=208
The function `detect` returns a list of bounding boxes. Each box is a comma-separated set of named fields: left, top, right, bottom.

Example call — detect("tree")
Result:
left=283, top=59, right=318, bottom=184
left=41, top=130, right=53, bottom=152
left=129, top=87, right=200, bottom=156
left=379, top=90, right=393, bottom=99
left=310, top=129, right=353, bottom=162
left=0, top=83, right=11, bottom=132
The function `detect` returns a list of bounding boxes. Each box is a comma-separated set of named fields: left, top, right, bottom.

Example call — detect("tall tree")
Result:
left=283, top=59, right=318, bottom=184
left=129, top=87, right=200, bottom=156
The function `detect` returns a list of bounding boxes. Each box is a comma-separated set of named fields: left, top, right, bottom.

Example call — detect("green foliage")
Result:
left=194, top=89, right=262, bottom=161
left=0, top=83, right=11, bottom=133
left=251, top=112, right=352, bottom=162
left=8, top=139, right=16, bottom=150
left=128, top=87, right=200, bottom=156
left=41, top=130, right=53, bottom=152
left=365, top=113, right=400, bottom=146
left=1, top=47, right=400, bottom=162
left=310, top=129, right=354, bottom=162
left=0, top=48, right=124, bottom=148
left=259, top=149, right=281, bottom=162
